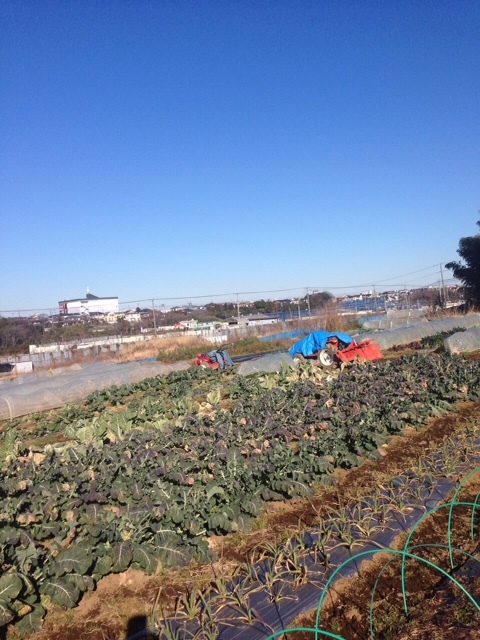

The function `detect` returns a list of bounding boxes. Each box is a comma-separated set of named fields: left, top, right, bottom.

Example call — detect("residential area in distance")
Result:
left=0, top=284, right=464, bottom=361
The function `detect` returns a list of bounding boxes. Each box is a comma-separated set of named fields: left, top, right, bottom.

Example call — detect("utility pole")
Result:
left=236, top=293, right=240, bottom=320
left=151, top=299, right=157, bottom=334
left=306, top=288, right=311, bottom=317
left=440, top=263, right=446, bottom=307
left=372, top=285, right=377, bottom=311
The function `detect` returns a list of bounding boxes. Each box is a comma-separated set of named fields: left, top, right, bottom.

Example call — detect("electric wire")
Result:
left=0, top=263, right=460, bottom=315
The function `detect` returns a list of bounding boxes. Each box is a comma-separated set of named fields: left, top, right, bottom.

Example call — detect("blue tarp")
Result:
left=289, top=330, right=353, bottom=358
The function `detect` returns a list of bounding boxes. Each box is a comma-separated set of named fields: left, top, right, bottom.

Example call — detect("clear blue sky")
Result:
left=1, top=0, right=479, bottom=314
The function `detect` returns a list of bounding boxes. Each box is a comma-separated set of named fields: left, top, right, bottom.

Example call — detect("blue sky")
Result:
left=1, top=0, right=479, bottom=314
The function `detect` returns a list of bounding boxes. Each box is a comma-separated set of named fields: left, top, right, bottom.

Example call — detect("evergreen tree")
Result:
left=446, top=219, right=480, bottom=308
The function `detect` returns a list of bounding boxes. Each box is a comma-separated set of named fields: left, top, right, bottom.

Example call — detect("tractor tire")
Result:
left=317, top=347, right=336, bottom=369
left=292, top=353, right=305, bottom=365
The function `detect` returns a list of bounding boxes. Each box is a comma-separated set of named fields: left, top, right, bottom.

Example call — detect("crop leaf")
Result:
left=130, top=482, right=144, bottom=501
left=0, top=599, right=14, bottom=626
left=132, top=545, right=158, bottom=574
left=33, top=522, right=61, bottom=540
left=0, top=573, right=22, bottom=601
left=92, top=551, right=113, bottom=577
left=15, top=542, right=39, bottom=572
left=74, top=424, right=98, bottom=445
left=206, top=485, right=225, bottom=502
left=112, top=542, right=133, bottom=572
left=110, top=482, right=129, bottom=503
left=65, top=573, right=96, bottom=592
left=15, top=604, right=45, bottom=633
left=154, top=531, right=191, bottom=567
left=62, top=443, right=88, bottom=462
left=81, top=503, right=104, bottom=524
left=53, top=547, right=94, bottom=575
left=0, top=526, right=20, bottom=545
left=82, top=491, right=107, bottom=504
left=42, top=579, right=80, bottom=608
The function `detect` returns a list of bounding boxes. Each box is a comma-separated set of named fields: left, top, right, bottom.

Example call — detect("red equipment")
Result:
left=194, top=353, right=221, bottom=370
left=194, top=344, right=234, bottom=370
left=334, top=338, right=383, bottom=364
left=293, top=336, right=382, bottom=368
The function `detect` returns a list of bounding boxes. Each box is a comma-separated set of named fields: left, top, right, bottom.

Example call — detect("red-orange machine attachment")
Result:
left=335, top=339, right=382, bottom=363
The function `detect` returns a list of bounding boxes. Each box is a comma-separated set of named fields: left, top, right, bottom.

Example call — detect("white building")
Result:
left=59, top=291, right=119, bottom=315
left=105, top=311, right=142, bottom=324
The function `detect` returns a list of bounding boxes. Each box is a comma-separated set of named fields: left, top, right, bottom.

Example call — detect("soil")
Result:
left=290, top=474, right=480, bottom=640
left=4, top=399, right=480, bottom=640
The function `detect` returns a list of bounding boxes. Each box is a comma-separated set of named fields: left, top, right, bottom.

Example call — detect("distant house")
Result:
left=58, top=291, right=119, bottom=316
left=228, top=314, right=279, bottom=327
left=174, top=319, right=201, bottom=330
left=104, top=311, right=140, bottom=324
left=124, top=311, right=141, bottom=323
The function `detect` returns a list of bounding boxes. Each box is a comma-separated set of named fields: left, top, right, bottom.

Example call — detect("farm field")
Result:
left=1, top=345, right=480, bottom=640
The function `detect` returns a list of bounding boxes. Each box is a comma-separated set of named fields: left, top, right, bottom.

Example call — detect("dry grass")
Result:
left=113, top=335, right=212, bottom=362
left=29, top=335, right=214, bottom=372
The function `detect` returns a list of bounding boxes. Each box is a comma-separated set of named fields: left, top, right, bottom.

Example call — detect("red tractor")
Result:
left=290, top=331, right=382, bottom=369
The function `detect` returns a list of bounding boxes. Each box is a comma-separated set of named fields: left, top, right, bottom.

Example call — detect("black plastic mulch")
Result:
left=155, top=450, right=480, bottom=640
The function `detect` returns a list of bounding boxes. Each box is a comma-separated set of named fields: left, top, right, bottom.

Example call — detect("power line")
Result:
left=121, top=264, right=450, bottom=304
left=308, top=264, right=444, bottom=291
left=382, top=271, right=444, bottom=288
left=122, top=286, right=310, bottom=306
left=0, top=262, right=460, bottom=315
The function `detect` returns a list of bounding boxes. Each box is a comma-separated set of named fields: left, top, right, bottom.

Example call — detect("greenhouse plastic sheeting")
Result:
left=357, top=314, right=480, bottom=351
left=445, top=326, right=480, bottom=354
left=361, top=309, right=427, bottom=331
left=236, top=352, right=294, bottom=376
left=0, top=360, right=190, bottom=420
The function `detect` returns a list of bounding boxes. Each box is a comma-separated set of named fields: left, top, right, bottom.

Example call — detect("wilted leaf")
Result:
left=17, top=513, right=38, bottom=525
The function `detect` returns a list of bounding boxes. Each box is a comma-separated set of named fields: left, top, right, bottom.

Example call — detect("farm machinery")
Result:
left=194, top=344, right=235, bottom=370
left=289, top=330, right=382, bottom=369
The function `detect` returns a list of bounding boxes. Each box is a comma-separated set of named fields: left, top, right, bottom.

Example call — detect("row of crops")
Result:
left=1, top=352, right=480, bottom=633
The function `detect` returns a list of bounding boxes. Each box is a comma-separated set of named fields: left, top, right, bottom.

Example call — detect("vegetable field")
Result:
left=1, top=351, right=480, bottom=638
